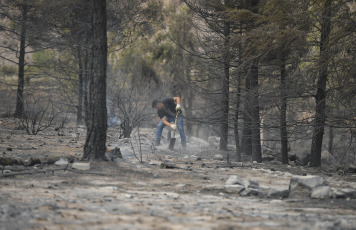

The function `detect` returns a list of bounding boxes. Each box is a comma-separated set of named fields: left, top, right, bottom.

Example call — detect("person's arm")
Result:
left=173, top=97, right=180, bottom=105
left=173, top=97, right=181, bottom=110
left=161, top=117, right=172, bottom=127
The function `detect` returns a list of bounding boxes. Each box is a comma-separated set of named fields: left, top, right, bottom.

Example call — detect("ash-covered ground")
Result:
left=1, top=118, right=356, bottom=230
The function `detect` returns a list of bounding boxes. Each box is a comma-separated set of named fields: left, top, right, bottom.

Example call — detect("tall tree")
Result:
left=83, top=0, right=107, bottom=161
left=310, top=0, right=332, bottom=167
left=13, top=2, right=28, bottom=118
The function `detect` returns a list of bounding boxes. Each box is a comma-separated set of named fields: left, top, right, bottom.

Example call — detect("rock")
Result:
left=240, top=188, right=260, bottom=196
left=289, top=175, right=327, bottom=198
left=311, top=186, right=333, bottom=199
left=259, top=187, right=290, bottom=199
left=224, top=185, right=245, bottom=194
left=54, top=158, right=69, bottom=166
left=72, top=162, right=90, bottom=171
left=225, top=175, right=244, bottom=186
left=213, top=154, right=224, bottom=161
left=346, top=164, right=356, bottom=174
left=333, top=188, right=356, bottom=199
left=244, top=180, right=260, bottom=189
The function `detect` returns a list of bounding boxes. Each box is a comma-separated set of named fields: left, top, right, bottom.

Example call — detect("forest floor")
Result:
left=1, top=117, right=356, bottom=230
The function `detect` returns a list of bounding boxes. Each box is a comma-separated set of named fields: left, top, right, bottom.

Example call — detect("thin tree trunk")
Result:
left=328, top=125, right=333, bottom=155
left=250, top=61, right=262, bottom=162
left=310, top=0, right=332, bottom=167
left=241, top=77, right=252, bottom=155
left=84, top=48, right=89, bottom=126
left=14, top=4, right=28, bottom=118
left=280, top=56, right=288, bottom=164
left=83, top=0, right=107, bottom=161
left=77, top=47, right=83, bottom=125
left=234, top=73, right=241, bottom=162
left=235, top=33, right=242, bottom=162
left=219, top=19, right=230, bottom=151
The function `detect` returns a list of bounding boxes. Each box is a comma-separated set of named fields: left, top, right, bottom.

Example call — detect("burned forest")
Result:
left=1, top=0, right=356, bottom=229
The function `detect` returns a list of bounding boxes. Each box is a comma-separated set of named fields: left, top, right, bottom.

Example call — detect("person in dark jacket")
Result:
left=152, top=97, right=186, bottom=148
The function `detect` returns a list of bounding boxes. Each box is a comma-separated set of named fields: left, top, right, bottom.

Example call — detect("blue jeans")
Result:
left=156, top=115, right=186, bottom=144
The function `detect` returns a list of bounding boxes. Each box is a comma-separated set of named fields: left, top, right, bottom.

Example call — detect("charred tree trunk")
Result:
left=250, top=61, right=262, bottom=163
left=219, top=19, right=230, bottom=151
left=310, top=0, right=332, bottom=167
left=234, top=72, right=241, bottom=162
left=83, top=0, right=107, bottom=161
left=84, top=44, right=90, bottom=126
left=241, top=78, right=252, bottom=155
left=77, top=47, right=83, bottom=125
left=14, top=4, right=28, bottom=118
left=234, top=34, right=242, bottom=162
left=280, top=55, right=288, bottom=164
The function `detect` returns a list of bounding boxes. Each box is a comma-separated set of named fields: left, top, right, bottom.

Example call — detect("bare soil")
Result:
left=1, top=118, right=356, bottom=230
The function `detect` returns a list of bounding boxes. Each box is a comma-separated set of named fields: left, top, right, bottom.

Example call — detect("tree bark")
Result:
left=83, top=0, right=107, bottom=161
left=219, top=19, right=230, bottom=151
left=14, top=4, right=28, bottom=118
left=234, top=33, right=242, bottom=162
left=77, top=47, right=83, bottom=125
left=280, top=56, right=288, bottom=164
left=241, top=77, right=252, bottom=155
left=234, top=73, right=241, bottom=162
left=310, top=0, right=332, bottom=167
left=250, top=61, right=262, bottom=163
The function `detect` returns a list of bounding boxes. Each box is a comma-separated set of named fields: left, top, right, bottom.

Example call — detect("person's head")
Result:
left=152, top=100, right=163, bottom=110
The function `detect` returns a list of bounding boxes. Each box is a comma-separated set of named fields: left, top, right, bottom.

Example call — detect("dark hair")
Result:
left=152, top=99, right=160, bottom=108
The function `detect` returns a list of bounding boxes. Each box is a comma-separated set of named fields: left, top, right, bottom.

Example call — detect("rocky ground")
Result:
left=1, top=117, right=356, bottom=230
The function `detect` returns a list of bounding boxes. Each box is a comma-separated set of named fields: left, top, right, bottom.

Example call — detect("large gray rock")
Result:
left=289, top=175, right=326, bottom=190
left=244, top=180, right=260, bottom=189
left=224, top=185, right=245, bottom=194
left=225, top=175, right=244, bottom=186
left=259, top=187, right=290, bottom=199
left=289, top=175, right=327, bottom=198
left=346, top=164, right=356, bottom=174
left=311, top=186, right=333, bottom=199
left=240, top=188, right=260, bottom=196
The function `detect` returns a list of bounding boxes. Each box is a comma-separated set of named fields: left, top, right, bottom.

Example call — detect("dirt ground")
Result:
left=1, top=118, right=356, bottom=230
